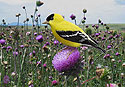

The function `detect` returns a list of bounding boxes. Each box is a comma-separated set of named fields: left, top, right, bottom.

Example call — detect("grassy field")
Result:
left=0, top=22, right=125, bottom=87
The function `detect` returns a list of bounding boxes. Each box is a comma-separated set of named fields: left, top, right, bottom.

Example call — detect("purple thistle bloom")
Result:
left=102, top=37, right=105, bottom=40
left=95, top=33, right=99, bottom=37
left=53, top=40, right=59, bottom=45
left=37, top=61, right=41, bottom=65
left=29, top=53, right=32, bottom=57
left=0, top=39, right=6, bottom=45
left=43, top=63, right=47, bottom=68
left=34, top=32, right=37, bottom=36
left=115, top=52, right=120, bottom=56
left=9, top=36, right=12, bottom=38
left=52, top=47, right=80, bottom=72
left=45, top=42, right=50, bottom=46
left=95, top=25, right=99, bottom=29
left=52, top=80, right=58, bottom=86
left=3, top=75, right=10, bottom=84
left=92, top=24, right=95, bottom=27
left=33, top=50, right=36, bottom=56
left=26, top=32, right=31, bottom=36
left=107, top=45, right=111, bottom=49
left=70, top=14, right=76, bottom=20
left=115, top=34, right=120, bottom=38
left=13, top=51, right=18, bottom=56
left=1, top=46, right=6, bottom=49
left=106, top=54, right=110, bottom=57
left=20, top=45, right=24, bottom=48
left=104, top=54, right=110, bottom=59
left=109, top=35, right=113, bottom=40
left=7, top=46, right=12, bottom=49
left=101, top=22, right=103, bottom=25
left=107, top=31, right=110, bottom=34
left=29, top=84, right=34, bottom=87
left=36, top=35, right=43, bottom=42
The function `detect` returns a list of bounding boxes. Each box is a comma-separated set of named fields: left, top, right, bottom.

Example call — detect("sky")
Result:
left=0, top=0, right=125, bottom=25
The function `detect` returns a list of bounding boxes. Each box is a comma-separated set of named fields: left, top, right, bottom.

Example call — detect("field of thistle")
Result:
left=0, top=1, right=125, bottom=87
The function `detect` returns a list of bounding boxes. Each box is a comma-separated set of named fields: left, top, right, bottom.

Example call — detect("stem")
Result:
left=65, top=76, right=68, bottom=87
left=81, top=76, right=97, bottom=84
left=77, top=75, right=81, bottom=87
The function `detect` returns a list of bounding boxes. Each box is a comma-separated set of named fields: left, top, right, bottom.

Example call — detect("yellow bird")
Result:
left=43, top=13, right=105, bottom=53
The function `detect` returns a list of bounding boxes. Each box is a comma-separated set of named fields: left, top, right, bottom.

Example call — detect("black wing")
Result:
left=56, top=31, right=91, bottom=44
left=56, top=31, right=106, bottom=53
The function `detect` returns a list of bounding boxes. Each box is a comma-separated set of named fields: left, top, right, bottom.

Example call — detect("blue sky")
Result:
left=0, top=0, right=125, bottom=24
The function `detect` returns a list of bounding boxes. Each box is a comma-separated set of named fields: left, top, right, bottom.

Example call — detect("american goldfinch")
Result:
left=43, top=13, right=105, bottom=53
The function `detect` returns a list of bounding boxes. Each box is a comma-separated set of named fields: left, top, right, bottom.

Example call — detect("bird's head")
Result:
left=42, top=13, right=64, bottom=25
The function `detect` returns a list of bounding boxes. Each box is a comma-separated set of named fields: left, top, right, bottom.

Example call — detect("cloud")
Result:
left=0, top=0, right=125, bottom=24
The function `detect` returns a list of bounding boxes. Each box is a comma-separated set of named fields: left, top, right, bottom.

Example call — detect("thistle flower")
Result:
left=107, top=45, right=111, bottom=49
left=92, top=24, right=95, bottom=27
left=7, top=46, right=12, bottom=49
left=34, top=32, right=37, bottom=36
left=45, top=42, right=50, bottom=46
left=83, top=9, right=87, bottom=13
left=115, top=52, right=120, bottom=56
left=102, top=37, right=105, bottom=40
left=22, top=6, right=25, bottom=9
left=29, top=84, right=34, bottom=87
left=36, top=1, right=44, bottom=7
left=11, top=72, right=16, bottom=77
left=107, top=83, right=118, bottom=87
left=13, top=51, right=18, bottom=56
left=0, top=39, right=6, bottom=45
left=83, top=17, right=86, bottom=20
left=43, top=63, right=47, bottom=68
left=3, top=75, right=10, bottom=84
left=26, top=32, right=31, bottom=36
left=81, top=46, right=88, bottom=50
left=104, top=54, right=110, bottom=59
left=98, top=19, right=101, bottom=23
left=52, top=80, right=58, bottom=86
left=16, top=13, right=21, bottom=17
left=33, top=50, right=36, bottom=56
left=36, top=35, right=43, bottom=42
left=95, top=25, right=99, bottom=29
left=115, top=35, right=120, bottom=38
left=101, top=22, right=103, bottom=25
left=52, top=47, right=81, bottom=75
left=95, top=33, right=99, bottom=37
left=53, top=40, right=59, bottom=45
left=86, top=25, right=89, bottom=28
left=70, top=14, right=76, bottom=20
left=20, top=45, right=24, bottom=48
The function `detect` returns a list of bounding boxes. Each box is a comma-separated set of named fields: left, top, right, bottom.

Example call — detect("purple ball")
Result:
left=52, top=47, right=80, bottom=72
left=36, top=35, right=43, bottom=42
left=0, top=39, right=6, bottom=45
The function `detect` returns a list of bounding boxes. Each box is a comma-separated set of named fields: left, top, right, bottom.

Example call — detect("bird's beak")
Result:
left=42, top=21, right=49, bottom=24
